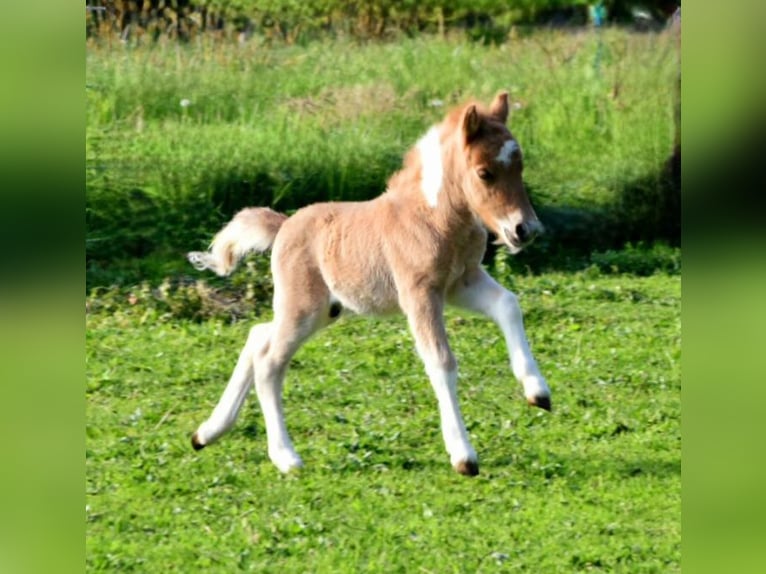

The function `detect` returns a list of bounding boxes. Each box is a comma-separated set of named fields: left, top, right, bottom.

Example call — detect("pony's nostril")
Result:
left=515, top=223, right=528, bottom=243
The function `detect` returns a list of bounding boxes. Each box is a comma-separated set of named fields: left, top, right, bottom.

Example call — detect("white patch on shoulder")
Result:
left=496, top=139, right=519, bottom=166
left=416, top=126, right=443, bottom=207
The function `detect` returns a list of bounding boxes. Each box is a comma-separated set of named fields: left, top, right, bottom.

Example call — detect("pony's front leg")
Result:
left=449, top=268, right=551, bottom=410
left=401, top=291, right=478, bottom=476
left=192, top=322, right=271, bottom=449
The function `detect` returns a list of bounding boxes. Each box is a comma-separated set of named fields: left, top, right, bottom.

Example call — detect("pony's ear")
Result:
left=462, top=104, right=481, bottom=140
left=490, top=92, right=509, bottom=123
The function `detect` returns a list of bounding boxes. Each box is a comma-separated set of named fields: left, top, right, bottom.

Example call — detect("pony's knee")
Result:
left=256, top=354, right=289, bottom=383
left=498, top=290, right=522, bottom=320
left=438, top=350, right=458, bottom=372
left=421, top=346, right=457, bottom=376
left=499, top=289, right=519, bottom=308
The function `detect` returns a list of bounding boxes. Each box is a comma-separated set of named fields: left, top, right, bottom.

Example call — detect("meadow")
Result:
left=86, top=23, right=680, bottom=573
left=86, top=269, right=680, bottom=572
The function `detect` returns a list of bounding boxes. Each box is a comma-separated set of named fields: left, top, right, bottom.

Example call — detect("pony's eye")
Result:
left=477, top=168, right=495, bottom=182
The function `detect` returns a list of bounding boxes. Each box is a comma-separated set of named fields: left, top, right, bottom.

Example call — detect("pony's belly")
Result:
left=326, top=272, right=400, bottom=316
left=334, top=294, right=400, bottom=316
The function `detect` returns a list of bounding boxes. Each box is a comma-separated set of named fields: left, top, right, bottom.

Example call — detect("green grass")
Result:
left=85, top=25, right=680, bottom=571
left=86, top=269, right=680, bottom=572
left=86, top=29, right=678, bottom=286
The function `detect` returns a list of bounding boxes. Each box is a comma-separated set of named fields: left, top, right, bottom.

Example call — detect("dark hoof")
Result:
left=454, top=460, right=480, bottom=477
left=528, top=395, right=552, bottom=411
left=191, top=432, right=206, bottom=451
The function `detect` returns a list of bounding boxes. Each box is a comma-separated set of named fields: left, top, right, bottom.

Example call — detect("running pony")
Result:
left=188, top=92, right=551, bottom=476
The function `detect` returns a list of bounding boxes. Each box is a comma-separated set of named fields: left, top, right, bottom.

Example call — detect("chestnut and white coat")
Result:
left=188, top=92, right=550, bottom=476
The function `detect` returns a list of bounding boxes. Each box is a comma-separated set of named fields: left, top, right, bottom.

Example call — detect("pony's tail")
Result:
left=187, top=207, right=288, bottom=276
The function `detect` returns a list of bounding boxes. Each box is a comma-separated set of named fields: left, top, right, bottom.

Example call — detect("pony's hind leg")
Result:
left=192, top=322, right=272, bottom=449
left=449, top=267, right=551, bottom=409
left=255, top=305, right=331, bottom=473
left=192, top=305, right=329, bottom=473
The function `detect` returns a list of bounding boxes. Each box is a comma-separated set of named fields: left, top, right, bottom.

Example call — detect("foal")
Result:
left=188, top=92, right=550, bottom=476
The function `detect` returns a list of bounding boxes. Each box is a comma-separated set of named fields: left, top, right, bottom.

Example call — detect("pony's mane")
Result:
left=397, top=99, right=497, bottom=175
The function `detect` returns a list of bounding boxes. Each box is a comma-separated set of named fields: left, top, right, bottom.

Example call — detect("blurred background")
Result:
left=85, top=0, right=682, bottom=298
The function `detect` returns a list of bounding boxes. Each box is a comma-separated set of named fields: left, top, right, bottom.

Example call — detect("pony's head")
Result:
left=453, top=92, right=543, bottom=253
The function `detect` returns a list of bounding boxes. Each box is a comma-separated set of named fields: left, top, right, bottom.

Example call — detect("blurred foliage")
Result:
left=589, top=241, right=680, bottom=276
left=86, top=0, right=679, bottom=43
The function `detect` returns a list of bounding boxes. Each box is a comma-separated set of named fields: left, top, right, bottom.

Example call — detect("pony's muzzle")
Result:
left=505, top=219, right=544, bottom=251
left=515, top=220, right=544, bottom=244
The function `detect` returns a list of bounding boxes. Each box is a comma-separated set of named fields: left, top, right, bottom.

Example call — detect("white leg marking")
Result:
left=416, top=126, right=443, bottom=207
left=449, top=269, right=550, bottom=402
left=194, top=323, right=271, bottom=445
left=423, top=361, right=477, bottom=468
left=254, top=356, right=303, bottom=473
left=253, top=312, right=326, bottom=473
left=402, top=294, right=477, bottom=470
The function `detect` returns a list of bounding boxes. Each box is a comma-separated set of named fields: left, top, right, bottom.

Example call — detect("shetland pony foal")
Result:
left=188, top=92, right=550, bottom=476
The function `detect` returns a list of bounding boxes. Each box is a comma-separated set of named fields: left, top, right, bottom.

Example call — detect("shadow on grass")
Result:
left=486, top=451, right=680, bottom=481
left=86, top=149, right=680, bottom=289
left=485, top=152, right=681, bottom=274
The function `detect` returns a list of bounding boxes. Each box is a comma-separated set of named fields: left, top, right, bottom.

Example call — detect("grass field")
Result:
left=86, top=268, right=680, bottom=572
left=86, top=21, right=680, bottom=571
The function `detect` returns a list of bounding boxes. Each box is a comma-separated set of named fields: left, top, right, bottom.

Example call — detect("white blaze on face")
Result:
left=495, top=139, right=519, bottom=166
left=416, top=126, right=443, bottom=207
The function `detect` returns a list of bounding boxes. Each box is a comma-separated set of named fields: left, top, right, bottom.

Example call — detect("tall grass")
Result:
left=86, top=28, right=678, bottom=286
